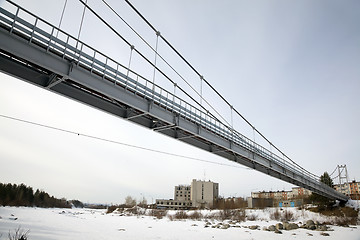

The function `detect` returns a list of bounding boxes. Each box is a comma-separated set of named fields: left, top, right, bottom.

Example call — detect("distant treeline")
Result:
left=0, top=183, right=84, bottom=208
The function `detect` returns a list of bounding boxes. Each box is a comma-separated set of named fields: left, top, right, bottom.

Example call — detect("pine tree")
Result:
left=320, top=172, right=334, bottom=188
left=309, top=172, right=335, bottom=208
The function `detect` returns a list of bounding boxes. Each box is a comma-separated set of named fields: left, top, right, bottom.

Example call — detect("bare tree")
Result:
left=124, top=196, right=136, bottom=207
left=138, top=196, right=147, bottom=208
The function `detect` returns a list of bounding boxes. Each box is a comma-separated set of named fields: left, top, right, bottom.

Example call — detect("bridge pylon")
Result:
left=333, top=164, right=350, bottom=195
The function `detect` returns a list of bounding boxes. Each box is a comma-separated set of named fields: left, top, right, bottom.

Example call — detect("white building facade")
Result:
left=156, top=179, right=219, bottom=209
left=191, top=179, right=219, bottom=209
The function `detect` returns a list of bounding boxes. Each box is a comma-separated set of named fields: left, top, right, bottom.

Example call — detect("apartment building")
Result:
left=250, top=187, right=312, bottom=208
left=334, top=183, right=350, bottom=195
left=334, top=180, right=360, bottom=199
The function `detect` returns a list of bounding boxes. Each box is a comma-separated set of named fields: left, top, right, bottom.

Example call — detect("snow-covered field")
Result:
left=0, top=206, right=359, bottom=240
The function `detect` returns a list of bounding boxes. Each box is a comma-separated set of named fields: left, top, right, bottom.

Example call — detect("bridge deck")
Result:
left=0, top=0, right=348, bottom=201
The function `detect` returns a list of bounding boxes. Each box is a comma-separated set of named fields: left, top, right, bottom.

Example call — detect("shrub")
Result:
left=270, top=208, right=294, bottom=222
left=188, top=211, right=202, bottom=220
left=7, top=227, right=29, bottom=240
left=126, top=206, right=145, bottom=215
left=219, top=209, right=232, bottom=221
left=232, top=209, right=246, bottom=222
left=106, top=205, right=118, bottom=214
left=270, top=208, right=281, bottom=221
left=333, top=217, right=352, bottom=226
left=174, top=211, right=188, bottom=220
left=148, top=209, right=167, bottom=219
left=217, top=209, right=246, bottom=221
left=308, top=206, right=358, bottom=225
left=281, top=209, right=294, bottom=222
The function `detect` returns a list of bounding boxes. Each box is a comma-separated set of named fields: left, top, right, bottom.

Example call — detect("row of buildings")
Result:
left=250, top=187, right=312, bottom=200
left=249, top=180, right=360, bottom=207
left=249, top=187, right=312, bottom=208
left=155, top=179, right=360, bottom=209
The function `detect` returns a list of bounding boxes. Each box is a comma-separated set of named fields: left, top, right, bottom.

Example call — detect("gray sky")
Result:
left=1, top=0, right=359, bottom=204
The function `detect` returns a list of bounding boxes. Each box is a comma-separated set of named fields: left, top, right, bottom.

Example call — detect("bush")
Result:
left=174, top=211, right=188, bottom=220
left=218, top=209, right=246, bottom=221
left=332, top=217, right=353, bottom=226
left=232, top=209, right=246, bottom=222
left=270, top=208, right=281, bottom=221
left=126, top=206, right=145, bottom=215
left=7, top=227, right=30, bottom=240
left=282, top=209, right=294, bottom=222
left=309, top=206, right=359, bottom=225
left=219, top=209, right=232, bottom=221
left=148, top=209, right=167, bottom=219
left=106, top=205, right=118, bottom=214
left=270, top=208, right=294, bottom=222
left=309, top=205, right=358, bottom=224
left=188, top=211, right=202, bottom=220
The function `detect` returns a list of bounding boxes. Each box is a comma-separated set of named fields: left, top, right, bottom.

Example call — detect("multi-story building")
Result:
left=334, top=183, right=350, bottom=195
left=156, top=179, right=219, bottom=209
left=349, top=181, right=360, bottom=195
left=292, top=187, right=312, bottom=198
left=174, top=185, right=191, bottom=202
left=191, top=179, right=219, bottom=209
left=334, top=180, right=360, bottom=199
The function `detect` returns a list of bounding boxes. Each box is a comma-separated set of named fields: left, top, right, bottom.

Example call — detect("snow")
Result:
left=0, top=206, right=359, bottom=240
left=346, top=200, right=360, bottom=210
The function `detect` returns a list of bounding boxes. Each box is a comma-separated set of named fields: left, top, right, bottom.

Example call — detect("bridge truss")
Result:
left=0, top=0, right=348, bottom=201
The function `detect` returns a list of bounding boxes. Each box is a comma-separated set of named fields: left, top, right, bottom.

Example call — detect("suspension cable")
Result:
left=123, top=0, right=318, bottom=178
left=329, top=166, right=338, bottom=176
left=57, top=0, right=68, bottom=38
left=75, top=0, right=318, bottom=179
left=126, top=45, right=134, bottom=79
left=98, top=0, right=230, bottom=127
left=77, top=0, right=221, bottom=123
left=152, top=31, right=160, bottom=87
left=77, top=0, right=88, bottom=41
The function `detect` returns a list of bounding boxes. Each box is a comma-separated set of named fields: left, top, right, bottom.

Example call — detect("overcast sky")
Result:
left=1, top=0, right=359, bottom=204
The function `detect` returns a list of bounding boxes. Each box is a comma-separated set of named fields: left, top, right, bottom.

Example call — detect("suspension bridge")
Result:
left=0, top=0, right=348, bottom=202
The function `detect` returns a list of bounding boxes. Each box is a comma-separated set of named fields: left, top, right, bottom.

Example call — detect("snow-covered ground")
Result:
left=0, top=206, right=359, bottom=240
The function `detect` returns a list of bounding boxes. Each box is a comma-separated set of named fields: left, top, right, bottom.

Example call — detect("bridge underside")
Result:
left=0, top=9, right=348, bottom=202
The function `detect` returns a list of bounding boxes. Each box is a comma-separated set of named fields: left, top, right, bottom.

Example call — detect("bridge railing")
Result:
left=0, top=0, right=344, bottom=199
